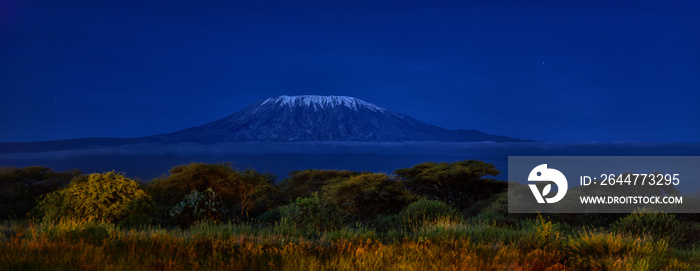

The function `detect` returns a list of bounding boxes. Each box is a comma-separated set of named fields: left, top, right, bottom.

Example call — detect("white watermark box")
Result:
left=508, top=156, right=700, bottom=213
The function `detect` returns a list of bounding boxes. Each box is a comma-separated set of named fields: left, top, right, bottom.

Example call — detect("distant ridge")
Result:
left=0, top=95, right=530, bottom=153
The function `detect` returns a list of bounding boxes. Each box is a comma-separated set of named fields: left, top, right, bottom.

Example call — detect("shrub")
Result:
left=278, top=194, right=342, bottom=231
left=475, top=192, right=509, bottom=220
left=322, top=173, right=416, bottom=221
left=474, top=191, right=537, bottom=225
left=399, top=199, right=460, bottom=229
left=33, top=172, right=152, bottom=227
left=170, top=188, right=228, bottom=228
left=257, top=207, right=285, bottom=225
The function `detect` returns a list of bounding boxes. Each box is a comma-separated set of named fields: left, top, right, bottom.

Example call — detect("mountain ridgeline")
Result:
left=0, top=95, right=528, bottom=153
left=150, top=95, right=525, bottom=143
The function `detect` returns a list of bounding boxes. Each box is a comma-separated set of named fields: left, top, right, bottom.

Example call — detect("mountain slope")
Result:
left=149, top=95, right=526, bottom=143
left=0, top=95, right=529, bottom=153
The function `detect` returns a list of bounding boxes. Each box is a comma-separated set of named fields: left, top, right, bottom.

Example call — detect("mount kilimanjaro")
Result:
left=1, top=95, right=528, bottom=153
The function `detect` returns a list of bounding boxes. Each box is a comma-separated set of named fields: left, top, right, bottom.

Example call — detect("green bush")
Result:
left=322, top=173, right=416, bottom=222
left=473, top=191, right=538, bottom=226
left=399, top=199, right=460, bottom=229
left=475, top=192, right=509, bottom=220
left=256, top=207, right=285, bottom=225
left=278, top=194, right=342, bottom=231
left=170, top=188, right=228, bottom=228
left=33, top=172, right=153, bottom=227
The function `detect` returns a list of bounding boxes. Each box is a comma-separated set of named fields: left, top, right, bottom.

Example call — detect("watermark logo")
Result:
left=528, top=164, right=568, bottom=203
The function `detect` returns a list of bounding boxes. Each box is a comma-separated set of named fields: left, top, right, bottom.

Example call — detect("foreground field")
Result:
left=1, top=218, right=698, bottom=270
left=2, top=164, right=698, bottom=270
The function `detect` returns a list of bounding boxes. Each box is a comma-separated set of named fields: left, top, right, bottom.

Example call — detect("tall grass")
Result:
left=1, top=217, right=697, bottom=270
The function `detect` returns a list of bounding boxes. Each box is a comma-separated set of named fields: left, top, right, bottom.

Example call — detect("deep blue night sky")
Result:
left=1, top=0, right=699, bottom=143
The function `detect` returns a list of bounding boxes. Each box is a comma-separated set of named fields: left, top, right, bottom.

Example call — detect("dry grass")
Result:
left=0, top=218, right=697, bottom=270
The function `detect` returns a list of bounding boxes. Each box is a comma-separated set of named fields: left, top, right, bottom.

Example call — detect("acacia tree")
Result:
left=148, top=163, right=277, bottom=223
left=235, top=169, right=277, bottom=217
left=279, top=169, right=363, bottom=202
left=394, top=160, right=506, bottom=211
left=321, top=173, right=416, bottom=221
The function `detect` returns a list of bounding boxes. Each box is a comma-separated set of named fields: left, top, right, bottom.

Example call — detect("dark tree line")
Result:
left=0, top=166, right=80, bottom=220
left=2, top=160, right=509, bottom=229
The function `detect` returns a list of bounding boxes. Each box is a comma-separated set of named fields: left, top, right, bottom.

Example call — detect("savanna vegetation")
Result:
left=0, top=161, right=698, bottom=270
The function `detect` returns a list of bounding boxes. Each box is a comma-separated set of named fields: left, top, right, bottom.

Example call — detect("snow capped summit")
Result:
left=0, top=95, right=529, bottom=154
left=149, top=95, right=527, bottom=143
left=260, top=95, right=386, bottom=112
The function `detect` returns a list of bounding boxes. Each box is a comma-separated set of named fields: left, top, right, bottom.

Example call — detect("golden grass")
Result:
left=0, top=219, right=697, bottom=270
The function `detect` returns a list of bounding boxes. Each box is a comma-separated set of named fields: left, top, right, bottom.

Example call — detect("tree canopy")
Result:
left=33, top=171, right=152, bottom=226
left=148, top=163, right=277, bottom=221
left=279, top=169, right=363, bottom=202
left=394, top=160, right=506, bottom=211
left=322, top=173, right=416, bottom=221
